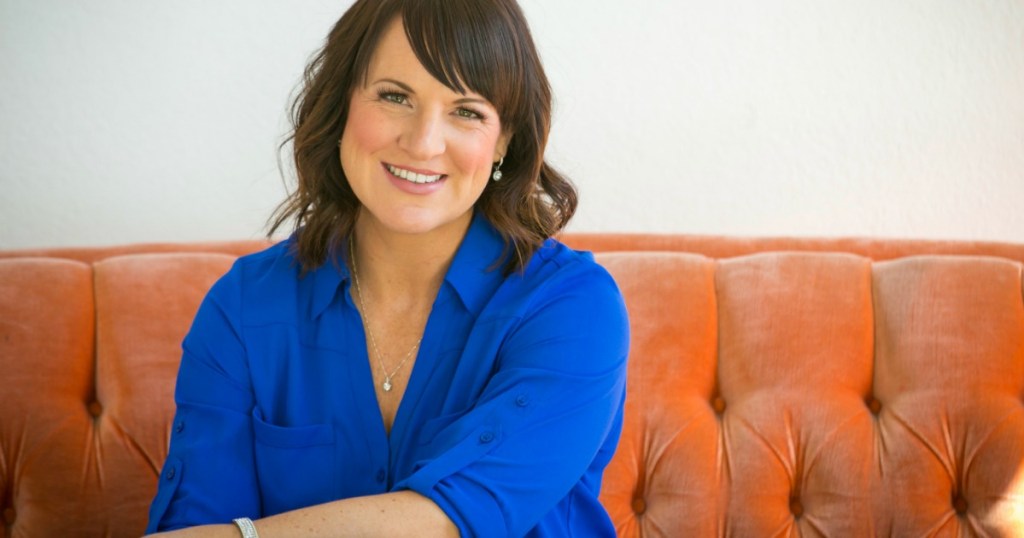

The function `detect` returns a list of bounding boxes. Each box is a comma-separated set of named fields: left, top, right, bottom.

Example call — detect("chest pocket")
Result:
left=251, top=407, right=336, bottom=515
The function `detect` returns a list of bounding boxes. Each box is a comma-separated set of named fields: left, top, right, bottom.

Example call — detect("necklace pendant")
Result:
left=382, top=378, right=393, bottom=392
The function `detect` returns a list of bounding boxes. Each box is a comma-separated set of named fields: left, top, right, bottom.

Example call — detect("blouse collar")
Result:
left=309, top=211, right=508, bottom=319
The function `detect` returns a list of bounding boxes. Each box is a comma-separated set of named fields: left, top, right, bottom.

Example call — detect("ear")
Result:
left=494, top=131, right=511, bottom=162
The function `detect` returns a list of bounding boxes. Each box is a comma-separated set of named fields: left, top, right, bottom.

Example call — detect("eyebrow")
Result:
left=372, top=78, right=493, bottom=107
left=373, top=78, right=415, bottom=93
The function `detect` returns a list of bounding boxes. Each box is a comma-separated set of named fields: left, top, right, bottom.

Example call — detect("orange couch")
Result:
left=1, top=234, right=1023, bottom=537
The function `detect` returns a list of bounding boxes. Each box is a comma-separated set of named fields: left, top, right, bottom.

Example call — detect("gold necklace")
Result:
left=349, top=236, right=421, bottom=392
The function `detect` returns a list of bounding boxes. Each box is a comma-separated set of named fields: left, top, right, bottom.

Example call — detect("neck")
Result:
left=350, top=211, right=472, bottom=306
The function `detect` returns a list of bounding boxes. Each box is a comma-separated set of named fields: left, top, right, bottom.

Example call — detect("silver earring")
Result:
left=492, top=157, right=504, bottom=181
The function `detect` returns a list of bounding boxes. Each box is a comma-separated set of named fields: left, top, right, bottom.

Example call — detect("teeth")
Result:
left=387, top=164, right=443, bottom=184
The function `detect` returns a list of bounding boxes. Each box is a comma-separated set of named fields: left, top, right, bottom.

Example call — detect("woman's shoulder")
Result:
left=216, top=237, right=301, bottom=289
left=494, top=237, right=625, bottom=324
left=202, top=236, right=321, bottom=321
left=492, top=237, right=630, bottom=373
left=233, top=235, right=299, bottom=270
left=526, top=238, right=618, bottom=292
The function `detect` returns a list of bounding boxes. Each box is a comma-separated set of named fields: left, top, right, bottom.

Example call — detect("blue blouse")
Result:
left=146, top=213, right=629, bottom=537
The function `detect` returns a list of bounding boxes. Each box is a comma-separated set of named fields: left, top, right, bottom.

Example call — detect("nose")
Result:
left=399, top=110, right=446, bottom=159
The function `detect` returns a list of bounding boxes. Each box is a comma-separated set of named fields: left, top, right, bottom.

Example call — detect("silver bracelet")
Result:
left=233, top=517, right=260, bottom=538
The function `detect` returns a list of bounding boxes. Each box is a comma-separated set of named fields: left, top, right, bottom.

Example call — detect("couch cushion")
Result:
left=716, top=252, right=876, bottom=535
left=0, top=258, right=95, bottom=535
left=872, top=256, right=1024, bottom=535
left=0, top=253, right=235, bottom=537
left=597, top=251, right=1024, bottom=536
left=596, top=251, right=722, bottom=536
left=91, top=253, right=236, bottom=536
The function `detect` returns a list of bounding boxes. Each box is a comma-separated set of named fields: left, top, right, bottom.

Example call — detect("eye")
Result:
left=455, top=107, right=484, bottom=121
left=377, top=90, right=408, bottom=105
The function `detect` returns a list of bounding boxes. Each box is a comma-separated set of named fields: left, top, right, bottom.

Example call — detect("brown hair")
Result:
left=268, top=0, right=576, bottom=273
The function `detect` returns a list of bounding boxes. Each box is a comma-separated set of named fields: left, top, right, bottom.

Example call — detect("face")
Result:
left=340, top=17, right=510, bottom=240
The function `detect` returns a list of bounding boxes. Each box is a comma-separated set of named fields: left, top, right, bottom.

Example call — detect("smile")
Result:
left=386, top=163, right=444, bottom=184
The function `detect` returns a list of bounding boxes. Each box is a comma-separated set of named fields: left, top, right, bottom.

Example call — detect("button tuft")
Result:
left=953, top=496, right=968, bottom=515
left=790, top=499, right=804, bottom=518
left=712, top=397, right=727, bottom=414
left=631, top=497, right=646, bottom=515
left=87, top=401, right=103, bottom=418
left=867, top=398, right=882, bottom=415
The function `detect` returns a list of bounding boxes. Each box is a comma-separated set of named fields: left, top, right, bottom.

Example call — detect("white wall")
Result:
left=2, top=0, right=1022, bottom=249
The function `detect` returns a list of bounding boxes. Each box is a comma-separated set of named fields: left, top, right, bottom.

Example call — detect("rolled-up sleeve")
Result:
left=146, top=264, right=260, bottom=532
left=395, top=263, right=630, bottom=537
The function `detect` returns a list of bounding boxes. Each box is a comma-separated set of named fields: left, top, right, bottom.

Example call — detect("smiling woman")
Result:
left=143, top=0, right=629, bottom=537
left=339, top=18, right=510, bottom=239
left=269, top=0, right=576, bottom=275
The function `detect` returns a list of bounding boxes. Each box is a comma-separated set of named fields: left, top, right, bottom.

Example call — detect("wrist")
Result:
left=233, top=518, right=260, bottom=538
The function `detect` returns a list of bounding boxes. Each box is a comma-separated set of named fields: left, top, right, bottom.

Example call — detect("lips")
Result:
left=385, top=163, right=444, bottom=184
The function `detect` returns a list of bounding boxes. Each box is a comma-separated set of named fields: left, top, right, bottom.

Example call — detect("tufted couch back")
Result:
left=1, top=235, right=1022, bottom=537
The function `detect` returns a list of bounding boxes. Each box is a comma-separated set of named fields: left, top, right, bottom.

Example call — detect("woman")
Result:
left=146, top=0, right=628, bottom=536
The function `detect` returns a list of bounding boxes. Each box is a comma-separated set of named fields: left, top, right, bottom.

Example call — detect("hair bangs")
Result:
left=401, top=0, right=520, bottom=124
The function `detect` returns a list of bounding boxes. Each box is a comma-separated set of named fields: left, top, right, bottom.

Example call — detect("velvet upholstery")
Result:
left=1, top=235, right=1022, bottom=537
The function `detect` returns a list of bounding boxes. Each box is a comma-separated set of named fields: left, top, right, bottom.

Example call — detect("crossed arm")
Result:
left=148, top=491, right=457, bottom=537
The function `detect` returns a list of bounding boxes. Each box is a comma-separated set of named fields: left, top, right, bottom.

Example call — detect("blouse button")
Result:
left=376, top=469, right=386, bottom=483
left=479, top=431, right=495, bottom=444
left=174, top=421, right=185, bottom=434
left=515, top=395, right=529, bottom=407
left=165, top=466, right=176, bottom=480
